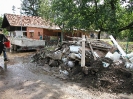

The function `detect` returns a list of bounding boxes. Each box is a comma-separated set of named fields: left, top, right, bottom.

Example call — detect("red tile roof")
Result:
left=5, top=13, right=60, bottom=29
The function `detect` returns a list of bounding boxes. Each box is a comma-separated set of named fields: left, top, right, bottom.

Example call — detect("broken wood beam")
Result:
left=89, top=43, right=97, bottom=60
left=86, top=36, right=97, bottom=60
left=81, top=35, right=86, bottom=67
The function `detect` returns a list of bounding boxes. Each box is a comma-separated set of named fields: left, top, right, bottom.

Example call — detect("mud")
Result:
left=0, top=51, right=133, bottom=99
left=68, top=63, right=133, bottom=94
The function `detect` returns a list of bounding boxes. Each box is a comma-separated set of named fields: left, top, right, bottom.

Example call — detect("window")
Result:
left=38, top=32, right=40, bottom=36
left=30, top=32, right=34, bottom=37
left=23, top=32, right=27, bottom=36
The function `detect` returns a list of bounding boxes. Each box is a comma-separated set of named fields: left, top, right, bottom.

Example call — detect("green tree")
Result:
left=38, top=0, right=133, bottom=40
left=0, top=16, right=9, bottom=35
left=21, top=0, right=41, bottom=16
left=0, top=16, right=3, bottom=28
left=38, top=0, right=52, bottom=19
left=2, top=28, right=8, bottom=36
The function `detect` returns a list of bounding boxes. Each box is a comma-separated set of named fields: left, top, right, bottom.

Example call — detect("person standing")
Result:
left=40, top=35, right=42, bottom=40
left=0, top=28, right=9, bottom=61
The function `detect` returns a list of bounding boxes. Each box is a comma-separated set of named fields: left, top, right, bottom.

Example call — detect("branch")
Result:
left=118, top=21, right=133, bottom=32
left=94, top=0, right=98, bottom=13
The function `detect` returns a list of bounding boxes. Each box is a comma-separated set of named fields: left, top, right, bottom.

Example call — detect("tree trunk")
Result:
left=97, top=31, right=101, bottom=39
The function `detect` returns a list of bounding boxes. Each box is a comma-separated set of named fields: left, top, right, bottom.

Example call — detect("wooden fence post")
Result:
left=81, top=35, right=86, bottom=67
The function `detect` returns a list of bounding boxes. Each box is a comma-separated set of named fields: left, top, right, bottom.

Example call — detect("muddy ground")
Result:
left=0, top=51, right=133, bottom=99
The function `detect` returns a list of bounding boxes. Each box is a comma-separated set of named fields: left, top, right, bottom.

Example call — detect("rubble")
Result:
left=31, top=35, right=133, bottom=94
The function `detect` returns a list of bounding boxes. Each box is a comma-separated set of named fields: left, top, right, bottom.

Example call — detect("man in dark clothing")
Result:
left=0, top=28, right=9, bottom=61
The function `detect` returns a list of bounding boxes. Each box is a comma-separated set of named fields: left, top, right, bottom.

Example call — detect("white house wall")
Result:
left=9, top=31, right=25, bottom=37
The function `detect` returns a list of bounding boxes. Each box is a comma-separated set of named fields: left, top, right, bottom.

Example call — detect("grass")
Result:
left=102, top=39, right=133, bottom=53
left=119, top=42, right=133, bottom=53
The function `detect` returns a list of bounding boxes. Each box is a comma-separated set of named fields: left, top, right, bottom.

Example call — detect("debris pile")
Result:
left=31, top=35, right=133, bottom=94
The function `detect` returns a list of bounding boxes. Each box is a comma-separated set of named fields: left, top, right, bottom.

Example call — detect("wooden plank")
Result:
left=109, top=35, right=126, bottom=57
left=81, top=35, right=86, bottom=67
left=89, top=42, right=97, bottom=60
left=86, top=36, right=97, bottom=60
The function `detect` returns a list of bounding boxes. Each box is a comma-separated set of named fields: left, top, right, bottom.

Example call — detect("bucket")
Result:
left=4, top=41, right=10, bottom=48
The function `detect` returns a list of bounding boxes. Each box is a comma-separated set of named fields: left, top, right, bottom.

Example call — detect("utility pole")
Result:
left=20, top=8, right=22, bottom=32
left=18, top=7, right=22, bottom=32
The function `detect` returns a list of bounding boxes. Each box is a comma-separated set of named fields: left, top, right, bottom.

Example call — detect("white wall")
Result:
left=10, top=31, right=24, bottom=37
left=15, top=31, right=23, bottom=37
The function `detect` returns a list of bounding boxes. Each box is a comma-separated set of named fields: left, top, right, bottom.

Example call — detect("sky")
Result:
left=0, top=0, right=21, bottom=16
left=0, top=0, right=129, bottom=16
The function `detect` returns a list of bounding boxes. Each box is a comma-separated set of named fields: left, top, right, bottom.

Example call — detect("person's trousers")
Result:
left=0, top=43, right=7, bottom=59
left=3, top=50, right=7, bottom=59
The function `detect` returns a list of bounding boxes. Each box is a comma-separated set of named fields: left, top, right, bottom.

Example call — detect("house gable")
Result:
left=2, top=14, right=10, bottom=28
left=2, top=13, right=60, bottom=30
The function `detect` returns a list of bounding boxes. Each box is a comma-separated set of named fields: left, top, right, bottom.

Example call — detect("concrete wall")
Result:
left=9, top=31, right=26, bottom=37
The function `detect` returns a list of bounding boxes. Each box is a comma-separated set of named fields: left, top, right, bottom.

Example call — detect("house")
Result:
left=2, top=14, right=91, bottom=43
left=2, top=13, right=109, bottom=41
left=1, top=13, right=62, bottom=40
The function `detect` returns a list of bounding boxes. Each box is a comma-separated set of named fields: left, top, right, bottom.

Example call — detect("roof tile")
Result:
left=5, top=13, right=60, bottom=29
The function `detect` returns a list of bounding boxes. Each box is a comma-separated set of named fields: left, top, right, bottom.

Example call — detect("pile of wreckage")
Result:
left=31, top=35, right=133, bottom=93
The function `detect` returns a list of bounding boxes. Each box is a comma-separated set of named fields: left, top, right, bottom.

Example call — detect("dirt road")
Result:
left=0, top=51, right=133, bottom=99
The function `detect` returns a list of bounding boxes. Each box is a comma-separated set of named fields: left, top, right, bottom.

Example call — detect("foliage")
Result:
left=119, top=41, right=133, bottom=53
left=2, top=28, right=8, bottom=36
left=128, top=30, right=133, bottom=41
left=0, top=16, right=3, bottom=28
left=25, top=0, right=133, bottom=40
left=38, top=0, right=52, bottom=20
left=0, top=16, right=9, bottom=35
left=21, top=0, right=41, bottom=16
